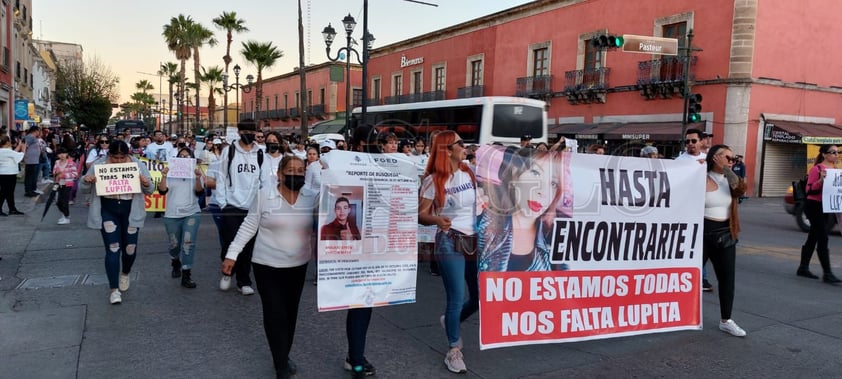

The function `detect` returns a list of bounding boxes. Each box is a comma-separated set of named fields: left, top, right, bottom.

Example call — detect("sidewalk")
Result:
left=2, top=194, right=842, bottom=378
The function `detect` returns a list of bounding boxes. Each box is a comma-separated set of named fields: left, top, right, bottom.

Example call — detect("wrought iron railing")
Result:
left=563, top=68, right=610, bottom=92
left=457, top=85, right=484, bottom=98
left=516, top=75, right=553, bottom=98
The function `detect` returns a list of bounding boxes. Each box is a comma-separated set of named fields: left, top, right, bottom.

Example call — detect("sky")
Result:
left=35, top=0, right=533, bottom=103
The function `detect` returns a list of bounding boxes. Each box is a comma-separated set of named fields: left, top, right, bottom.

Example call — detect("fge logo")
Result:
left=372, top=157, right=398, bottom=164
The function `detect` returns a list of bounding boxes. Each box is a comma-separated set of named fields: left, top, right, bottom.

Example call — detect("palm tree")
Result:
left=199, top=66, right=224, bottom=128
left=163, top=14, right=193, bottom=130
left=241, top=40, right=284, bottom=128
left=212, top=11, right=248, bottom=126
left=134, top=80, right=154, bottom=121
left=159, top=62, right=179, bottom=132
left=135, top=79, right=154, bottom=94
left=184, top=21, right=217, bottom=131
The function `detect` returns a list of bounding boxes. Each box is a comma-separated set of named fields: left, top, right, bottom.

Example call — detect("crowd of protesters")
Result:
left=1, top=121, right=765, bottom=378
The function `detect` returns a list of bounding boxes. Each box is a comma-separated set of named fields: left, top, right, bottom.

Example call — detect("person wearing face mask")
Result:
left=263, top=132, right=287, bottom=186
left=222, top=155, right=315, bottom=379
left=158, top=147, right=205, bottom=289
left=206, top=119, right=265, bottom=296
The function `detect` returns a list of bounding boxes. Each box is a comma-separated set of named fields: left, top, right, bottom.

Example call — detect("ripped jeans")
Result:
left=163, top=214, right=201, bottom=269
left=100, top=198, right=139, bottom=289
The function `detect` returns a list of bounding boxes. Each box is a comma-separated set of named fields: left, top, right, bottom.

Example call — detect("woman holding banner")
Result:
left=478, top=147, right=564, bottom=272
left=418, top=130, right=478, bottom=374
left=221, top=155, right=315, bottom=379
left=81, top=141, right=154, bottom=305
left=158, top=147, right=204, bottom=288
left=797, top=144, right=841, bottom=284
left=703, top=144, right=748, bottom=337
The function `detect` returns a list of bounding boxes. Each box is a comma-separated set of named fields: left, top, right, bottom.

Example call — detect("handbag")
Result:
left=704, top=226, right=738, bottom=249
left=447, top=229, right=477, bottom=256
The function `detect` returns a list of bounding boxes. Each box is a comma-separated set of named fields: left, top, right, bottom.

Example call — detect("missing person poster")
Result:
left=94, top=162, right=141, bottom=196
left=475, top=146, right=705, bottom=349
left=316, top=150, right=419, bottom=312
left=822, top=168, right=842, bottom=213
left=139, top=158, right=166, bottom=212
left=167, top=157, right=196, bottom=179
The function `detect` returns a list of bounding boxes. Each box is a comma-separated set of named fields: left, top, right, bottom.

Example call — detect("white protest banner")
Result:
left=226, top=126, right=239, bottom=144
left=167, top=157, right=196, bottom=179
left=822, top=168, right=842, bottom=213
left=95, top=162, right=141, bottom=196
left=316, top=150, right=419, bottom=311
left=475, top=147, right=705, bottom=349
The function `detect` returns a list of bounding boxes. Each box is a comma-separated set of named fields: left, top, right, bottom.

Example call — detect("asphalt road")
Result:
left=2, top=190, right=842, bottom=378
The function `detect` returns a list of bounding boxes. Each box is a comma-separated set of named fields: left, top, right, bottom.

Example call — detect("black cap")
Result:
left=237, top=119, right=257, bottom=131
left=521, top=134, right=532, bottom=141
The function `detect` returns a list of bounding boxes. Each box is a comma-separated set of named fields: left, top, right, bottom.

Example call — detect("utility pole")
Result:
left=679, top=29, right=694, bottom=153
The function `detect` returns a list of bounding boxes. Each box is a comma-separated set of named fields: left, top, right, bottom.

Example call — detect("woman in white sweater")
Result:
left=221, top=155, right=316, bottom=378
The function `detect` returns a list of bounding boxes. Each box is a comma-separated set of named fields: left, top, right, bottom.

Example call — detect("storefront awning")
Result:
left=549, top=123, right=618, bottom=140
left=602, top=122, right=700, bottom=141
left=763, top=120, right=842, bottom=144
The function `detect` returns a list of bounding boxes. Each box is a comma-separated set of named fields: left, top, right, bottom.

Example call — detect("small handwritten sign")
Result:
left=95, top=162, right=141, bottom=196
left=167, top=157, right=195, bottom=179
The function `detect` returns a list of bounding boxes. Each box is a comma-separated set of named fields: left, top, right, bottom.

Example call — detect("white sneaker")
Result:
left=219, top=275, right=232, bottom=291
left=34, top=189, right=44, bottom=195
left=440, top=315, right=463, bottom=349
left=68, top=200, right=75, bottom=205
left=109, top=290, right=122, bottom=304
left=119, top=273, right=131, bottom=291
left=238, top=285, right=255, bottom=296
left=57, top=216, right=70, bottom=225
left=719, top=319, right=746, bottom=337
left=444, top=348, right=467, bottom=373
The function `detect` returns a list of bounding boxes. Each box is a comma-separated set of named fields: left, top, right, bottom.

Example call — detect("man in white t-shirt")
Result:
left=675, top=128, right=707, bottom=163
left=145, top=130, right=175, bottom=162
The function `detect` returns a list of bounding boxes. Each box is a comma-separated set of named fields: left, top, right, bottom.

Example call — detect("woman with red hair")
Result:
left=418, top=130, right=478, bottom=374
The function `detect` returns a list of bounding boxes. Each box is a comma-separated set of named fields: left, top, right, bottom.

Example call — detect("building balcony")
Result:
left=289, top=107, right=300, bottom=119
left=457, top=85, right=484, bottom=98
left=636, top=56, right=698, bottom=100
left=309, top=104, right=326, bottom=118
left=562, top=68, right=610, bottom=104
left=367, top=97, right=382, bottom=106
left=383, top=91, right=445, bottom=105
left=515, top=75, right=553, bottom=99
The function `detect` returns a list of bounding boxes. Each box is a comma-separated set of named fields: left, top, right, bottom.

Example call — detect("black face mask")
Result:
left=283, top=174, right=306, bottom=191
left=266, top=143, right=280, bottom=153
left=240, top=133, right=256, bottom=145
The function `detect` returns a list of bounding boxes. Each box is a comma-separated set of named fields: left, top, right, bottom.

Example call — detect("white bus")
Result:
left=351, top=96, right=548, bottom=145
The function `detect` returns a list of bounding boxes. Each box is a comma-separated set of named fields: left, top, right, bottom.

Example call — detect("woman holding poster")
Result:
left=703, top=144, right=749, bottom=337
left=81, top=141, right=154, bottom=305
left=418, top=131, right=478, bottom=374
left=797, top=144, right=841, bottom=284
left=158, top=147, right=204, bottom=289
left=221, top=155, right=316, bottom=379
left=478, top=147, right=564, bottom=271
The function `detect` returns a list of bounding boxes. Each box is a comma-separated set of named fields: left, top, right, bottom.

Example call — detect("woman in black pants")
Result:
left=797, top=144, right=841, bottom=284
left=703, top=144, right=747, bottom=337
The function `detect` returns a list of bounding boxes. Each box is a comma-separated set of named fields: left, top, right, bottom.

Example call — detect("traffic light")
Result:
left=591, top=34, right=624, bottom=49
left=199, top=127, right=205, bottom=134
left=686, top=93, right=702, bottom=123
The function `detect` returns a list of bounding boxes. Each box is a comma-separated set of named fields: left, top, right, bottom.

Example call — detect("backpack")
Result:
left=226, top=142, right=264, bottom=187
left=792, top=175, right=808, bottom=201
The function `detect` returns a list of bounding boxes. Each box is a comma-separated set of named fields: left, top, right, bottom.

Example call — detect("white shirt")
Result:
left=704, top=172, right=732, bottom=221
left=86, top=148, right=107, bottom=165
left=303, top=159, right=322, bottom=196
left=421, top=170, right=476, bottom=235
left=0, top=148, right=24, bottom=175
left=225, top=186, right=317, bottom=268
left=163, top=175, right=202, bottom=218
left=212, top=142, right=264, bottom=210
left=675, top=151, right=706, bottom=162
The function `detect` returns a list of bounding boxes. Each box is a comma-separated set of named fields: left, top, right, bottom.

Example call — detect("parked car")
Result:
left=784, top=184, right=836, bottom=233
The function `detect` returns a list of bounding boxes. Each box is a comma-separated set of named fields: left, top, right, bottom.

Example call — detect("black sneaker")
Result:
left=343, top=357, right=376, bottom=376
left=702, top=279, right=714, bottom=292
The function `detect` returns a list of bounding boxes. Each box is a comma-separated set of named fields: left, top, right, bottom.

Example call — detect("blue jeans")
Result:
left=100, top=198, right=139, bottom=289
left=435, top=230, right=479, bottom=348
left=162, top=213, right=201, bottom=269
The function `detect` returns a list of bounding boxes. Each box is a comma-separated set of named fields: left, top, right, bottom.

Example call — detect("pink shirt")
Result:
left=806, top=163, right=827, bottom=202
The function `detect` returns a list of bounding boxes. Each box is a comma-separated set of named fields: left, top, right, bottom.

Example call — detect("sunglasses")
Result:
left=684, top=139, right=699, bottom=144
left=448, top=140, right=465, bottom=148
left=826, top=150, right=839, bottom=155
left=725, top=156, right=737, bottom=163
left=99, top=141, right=109, bottom=144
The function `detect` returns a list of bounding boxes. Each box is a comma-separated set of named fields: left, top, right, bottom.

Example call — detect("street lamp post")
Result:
left=323, top=14, right=374, bottom=133
left=173, top=90, right=183, bottom=135
left=184, top=86, right=191, bottom=135
left=221, top=64, right=254, bottom=126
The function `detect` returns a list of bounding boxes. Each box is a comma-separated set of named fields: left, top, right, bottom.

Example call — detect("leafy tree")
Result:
left=213, top=11, right=248, bottom=126
left=159, top=61, right=180, bottom=131
left=54, top=56, right=119, bottom=133
left=241, top=40, right=283, bottom=127
left=163, top=14, right=193, bottom=115
left=185, top=21, right=217, bottom=130
left=199, top=66, right=223, bottom=127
